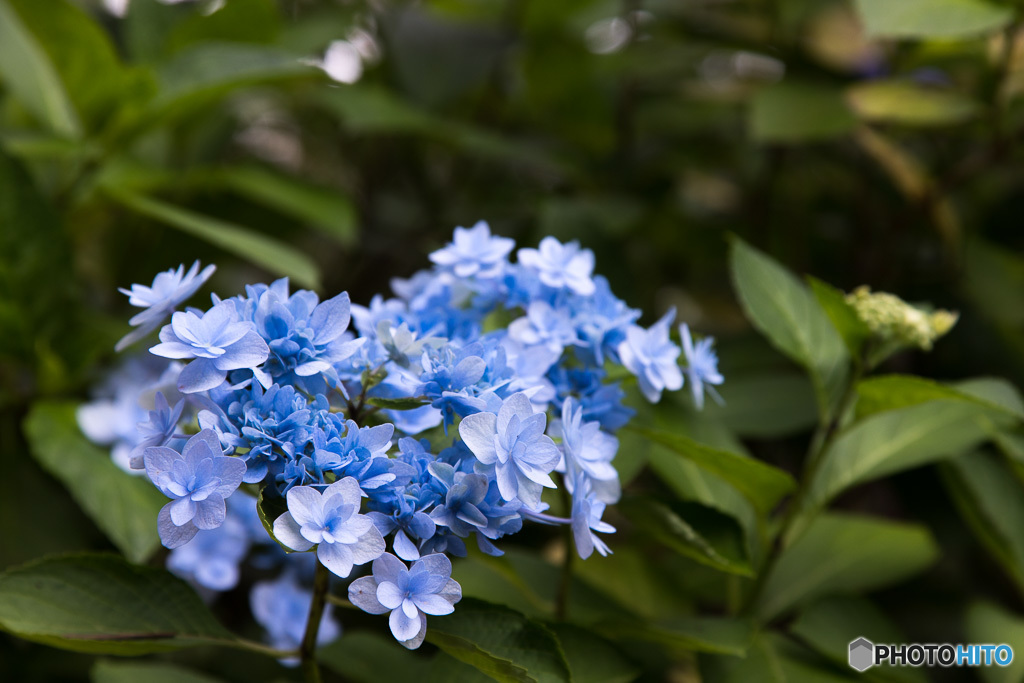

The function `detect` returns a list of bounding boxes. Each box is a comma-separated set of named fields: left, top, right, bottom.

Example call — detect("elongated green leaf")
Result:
left=0, top=0, right=81, bottom=137
left=24, top=401, right=166, bottom=564
left=702, top=371, right=818, bottom=438
left=320, top=631, right=423, bottom=683
left=749, top=84, right=856, bottom=143
left=106, top=189, right=321, bottom=290
left=790, top=596, right=925, bottom=683
left=426, top=598, right=570, bottom=683
left=366, top=396, right=431, bottom=411
left=0, top=554, right=233, bottom=654
left=92, top=660, right=225, bottom=683
left=730, top=238, right=849, bottom=419
left=546, top=624, right=640, bottom=683
left=807, top=277, right=869, bottom=357
left=806, top=400, right=1002, bottom=510
left=856, top=375, right=1024, bottom=420
left=754, top=514, right=938, bottom=620
left=965, top=602, right=1024, bottom=683
left=703, top=632, right=858, bottom=683
left=218, top=166, right=358, bottom=246
left=854, top=0, right=1012, bottom=39
left=601, top=616, right=753, bottom=657
left=847, top=81, right=979, bottom=126
left=629, top=426, right=796, bottom=515
left=620, top=498, right=753, bottom=577
left=941, top=452, right=1024, bottom=594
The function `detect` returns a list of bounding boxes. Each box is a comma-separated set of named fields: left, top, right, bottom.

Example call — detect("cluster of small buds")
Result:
left=846, top=285, right=958, bottom=351
left=77, top=222, right=724, bottom=651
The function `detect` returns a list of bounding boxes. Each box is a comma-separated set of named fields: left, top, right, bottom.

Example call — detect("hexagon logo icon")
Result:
left=849, top=637, right=874, bottom=672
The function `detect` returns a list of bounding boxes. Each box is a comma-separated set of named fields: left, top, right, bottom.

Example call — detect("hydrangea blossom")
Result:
left=151, top=302, right=270, bottom=393
left=680, top=323, right=724, bottom=409
left=617, top=308, right=683, bottom=402
left=116, top=260, right=216, bottom=351
left=349, top=553, right=461, bottom=649
left=144, top=429, right=246, bottom=548
left=95, top=223, right=723, bottom=652
left=273, top=477, right=386, bottom=577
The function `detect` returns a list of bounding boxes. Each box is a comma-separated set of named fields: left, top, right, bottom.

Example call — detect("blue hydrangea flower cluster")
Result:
left=81, top=223, right=723, bottom=651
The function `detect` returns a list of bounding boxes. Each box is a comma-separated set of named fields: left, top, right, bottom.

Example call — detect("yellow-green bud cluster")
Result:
left=845, top=286, right=958, bottom=351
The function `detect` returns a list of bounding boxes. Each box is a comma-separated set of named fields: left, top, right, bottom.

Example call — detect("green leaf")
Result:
left=0, top=553, right=234, bottom=654
left=546, top=623, right=640, bottom=683
left=619, top=498, right=753, bottom=577
left=92, top=659, right=226, bottom=683
left=703, top=632, right=859, bottom=683
left=23, top=401, right=166, bottom=564
left=854, top=0, right=1012, bottom=39
left=105, top=189, right=322, bottom=290
left=806, top=400, right=1004, bottom=510
left=965, top=602, right=1024, bottom=683
left=790, top=596, right=925, bottom=683
left=749, top=84, right=856, bottom=143
left=0, top=0, right=81, bottom=138
left=701, top=371, right=818, bottom=438
left=426, top=598, right=571, bottom=683
left=7, top=0, right=151, bottom=134
left=856, top=375, right=1024, bottom=420
left=165, top=0, right=280, bottom=54
left=730, top=238, right=849, bottom=419
left=753, top=514, right=938, bottom=620
left=807, top=277, right=869, bottom=358
left=218, top=166, right=358, bottom=246
left=941, top=452, right=1024, bottom=594
left=626, top=426, right=796, bottom=515
left=320, top=630, right=423, bottom=683
left=256, top=488, right=296, bottom=554
left=366, top=396, right=431, bottom=411
left=847, top=81, right=980, bottom=126
left=601, top=616, right=753, bottom=657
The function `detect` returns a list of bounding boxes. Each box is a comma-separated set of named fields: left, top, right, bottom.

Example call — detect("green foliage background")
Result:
left=4, top=0, right=1024, bottom=681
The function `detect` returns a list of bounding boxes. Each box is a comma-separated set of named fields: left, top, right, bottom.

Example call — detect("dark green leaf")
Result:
left=730, top=238, right=849, bottom=419
left=0, top=0, right=81, bottom=137
left=749, top=84, right=856, bottom=143
left=218, top=166, right=358, bottom=246
left=754, top=514, right=938, bottom=620
left=703, top=632, right=859, bottom=683
left=426, top=598, right=571, bottom=683
left=627, top=426, right=796, bottom=515
left=854, top=0, right=1012, bottom=38
left=941, top=452, right=1024, bottom=594
left=807, top=277, right=869, bottom=358
left=701, top=371, right=818, bottom=438
left=964, top=602, right=1024, bottom=683
left=620, top=498, right=753, bottom=577
left=546, top=623, right=640, bottom=683
left=92, top=659, right=225, bottom=683
left=319, top=630, right=423, bottom=683
left=0, top=553, right=233, bottom=654
left=366, top=396, right=431, bottom=411
left=602, top=616, right=753, bottom=657
left=24, top=401, right=166, bottom=564
left=256, top=487, right=295, bottom=554
left=106, top=189, right=322, bottom=290
left=855, top=375, right=1024, bottom=420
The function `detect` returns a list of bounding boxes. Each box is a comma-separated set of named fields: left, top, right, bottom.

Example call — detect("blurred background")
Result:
left=3, top=0, right=1024, bottom=680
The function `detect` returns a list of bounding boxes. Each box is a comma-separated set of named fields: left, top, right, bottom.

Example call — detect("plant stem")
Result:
left=740, top=357, right=864, bottom=618
left=299, top=560, right=331, bottom=683
left=555, top=483, right=574, bottom=620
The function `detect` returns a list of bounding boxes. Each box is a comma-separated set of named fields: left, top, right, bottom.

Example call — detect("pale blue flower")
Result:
left=144, top=429, right=247, bottom=549
left=348, top=553, right=462, bottom=649
left=128, top=391, right=185, bottom=469
left=680, top=323, right=724, bottom=410
left=570, top=473, right=615, bottom=559
left=459, top=392, right=560, bottom=509
left=167, top=494, right=252, bottom=591
left=273, top=477, right=385, bottom=578
left=552, top=398, right=620, bottom=503
left=508, top=301, right=582, bottom=356
left=517, top=237, right=596, bottom=296
left=429, top=221, right=514, bottom=278
left=617, top=308, right=683, bottom=402
left=150, top=301, right=270, bottom=393
left=251, top=570, right=340, bottom=656
left=116, top=261, right=216, bottom=351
